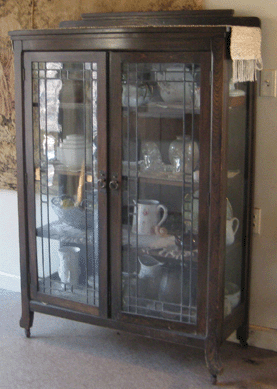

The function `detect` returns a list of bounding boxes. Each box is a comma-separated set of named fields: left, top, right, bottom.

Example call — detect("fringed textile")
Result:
left=231, top=26, right=263, bottom=83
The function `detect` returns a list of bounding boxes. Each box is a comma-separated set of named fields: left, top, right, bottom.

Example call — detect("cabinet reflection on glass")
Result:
left=121, top=62, right=201, bottom=323
left=33, top=61, right=99, bottom=306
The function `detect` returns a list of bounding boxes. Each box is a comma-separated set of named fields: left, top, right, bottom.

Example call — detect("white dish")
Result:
left=227, top=170, right=240, bottom=179
left=227, top=291, right=240, bottom=309
left=156, top=68, right=194, bottom=104
left=225, top=282, right=241, bottom=309
left=229, top=89, right=246, bottom=97
left=65, top=134, right=85, bottom=140
left=61, top=144, right=90, bottom=150
left=63, top=139, right=86, bottom=145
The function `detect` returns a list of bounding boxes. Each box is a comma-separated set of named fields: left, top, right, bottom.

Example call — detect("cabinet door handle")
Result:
left=98, top=178, right=106, bottom=189
left=109, top=174, right=119, bottom=191
left=98, top=171, right=107, bottom=189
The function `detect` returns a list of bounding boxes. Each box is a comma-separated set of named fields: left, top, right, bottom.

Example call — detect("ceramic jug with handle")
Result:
left=132, top=199, right=168, bottom=235
left=226, top=217, right=239, bottom=246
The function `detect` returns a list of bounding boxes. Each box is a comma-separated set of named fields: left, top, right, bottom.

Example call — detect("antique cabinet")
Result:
left=9, top=10, right=260, bottom=384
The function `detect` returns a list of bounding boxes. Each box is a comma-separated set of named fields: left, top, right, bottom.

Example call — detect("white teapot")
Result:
left=122, top=83, right=151, bottom=107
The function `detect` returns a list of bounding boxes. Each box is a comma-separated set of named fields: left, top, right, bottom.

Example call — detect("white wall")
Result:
left=0, top=190, right=60, bottom=293
left=205, top=0, right=277, bottom=350
left=0, top=190, right=20, bottom=291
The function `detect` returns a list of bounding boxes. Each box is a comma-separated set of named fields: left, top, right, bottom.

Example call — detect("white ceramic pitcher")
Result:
left=132, top=200, right=168, bottom=235
left=226, top=217, right=239, bottom=246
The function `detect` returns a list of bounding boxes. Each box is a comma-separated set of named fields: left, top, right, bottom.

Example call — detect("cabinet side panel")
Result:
left=14, top=41, right=34, bottom=330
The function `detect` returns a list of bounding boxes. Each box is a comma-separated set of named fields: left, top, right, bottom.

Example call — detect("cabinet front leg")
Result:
left=236, top=324, right=249, bottom=348
left=20, top=310, right=34, bottom=338
left=204, top=338, right=223, bottom=385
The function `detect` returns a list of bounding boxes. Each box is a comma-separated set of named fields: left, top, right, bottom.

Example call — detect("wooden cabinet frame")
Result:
left=9, top=10, right=259, bottom=384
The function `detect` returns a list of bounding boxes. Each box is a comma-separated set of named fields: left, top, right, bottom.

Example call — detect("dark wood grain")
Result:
left=59, top=10, right=260, bottom=28
left=95, top=52, right=109, bottom=318
left=13, top=40, right=35, bottom=333
left=23, top=52, right=39, bottom=302
left=108, top=52, right=123, bottom=320
left=19, top=32, right=216, bottom=53
left=196, top=52, right=212, bottom=337
left=204, top=36, right=227, bottom=377
left=30, top=299, right=206, bottom=349
left=81, top=9, right=235, bottom=21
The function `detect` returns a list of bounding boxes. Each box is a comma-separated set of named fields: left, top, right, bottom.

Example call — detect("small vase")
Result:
left=58, top=246, right=81, bottom=285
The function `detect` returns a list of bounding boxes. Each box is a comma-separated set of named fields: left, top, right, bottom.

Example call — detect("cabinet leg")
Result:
left=204, top=339, right=223, bottom=384
left=210, top=374, right=217, bottom=385
left=20, top=310, right=34, bottom=338
left=237, top=325, right=249, bottom=348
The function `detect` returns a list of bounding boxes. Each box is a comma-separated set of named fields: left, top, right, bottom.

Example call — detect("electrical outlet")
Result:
left=253, top=207, right=262, bottom=234
left=260, top=69, right=277, bottom=97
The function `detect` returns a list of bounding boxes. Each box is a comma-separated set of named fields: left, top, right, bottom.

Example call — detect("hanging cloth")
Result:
left=230, top=26, right=263, bottom=83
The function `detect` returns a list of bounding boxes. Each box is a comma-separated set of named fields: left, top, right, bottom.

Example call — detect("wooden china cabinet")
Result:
left=10, top=10, right=259, bottom=384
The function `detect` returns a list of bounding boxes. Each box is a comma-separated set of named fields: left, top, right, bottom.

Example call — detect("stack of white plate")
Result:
left=57, top=135, right=92, bottom=168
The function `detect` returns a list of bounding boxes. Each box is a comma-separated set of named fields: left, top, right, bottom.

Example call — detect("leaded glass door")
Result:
left=110, top=52, right=211, bottom=332
left=24, top=52, right=108, bottom=317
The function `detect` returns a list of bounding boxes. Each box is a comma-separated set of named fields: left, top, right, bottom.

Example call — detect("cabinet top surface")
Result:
left=9, top=9, right=260, bottom=39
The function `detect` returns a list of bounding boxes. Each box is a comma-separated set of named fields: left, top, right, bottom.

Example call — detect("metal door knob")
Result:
left=109, top=175, right=119, bottom=190
left=98, top=178, right=106, bottom=189
left=98, top=171, right=107, bottom=189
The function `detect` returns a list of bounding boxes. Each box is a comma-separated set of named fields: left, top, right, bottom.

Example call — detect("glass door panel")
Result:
left=224, top=61, right=249, bottom=317
left=31, top=57, right=102, bottom=307
left=121, top=61, right=201, bottom=323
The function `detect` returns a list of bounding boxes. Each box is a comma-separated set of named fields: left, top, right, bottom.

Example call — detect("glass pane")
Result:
left=33, top=61, right=99, bottom=306
left=121, top=62, right=201, bottom=323
left=224, top=61, right=248, bottom=317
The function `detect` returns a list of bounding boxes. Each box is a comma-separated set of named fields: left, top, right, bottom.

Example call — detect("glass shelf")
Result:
left=36, top=220, right=96, bottom=245
left=123, top=173, right=197, bottom=187
left=122, top=103, right=200, bottom=119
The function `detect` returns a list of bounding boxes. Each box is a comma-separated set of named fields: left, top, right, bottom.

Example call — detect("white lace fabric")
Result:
left=231, top=26, right=263, bottom=82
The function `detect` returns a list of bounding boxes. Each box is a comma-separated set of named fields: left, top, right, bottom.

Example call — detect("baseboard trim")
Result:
left=228, top=325, right=277, bottom=352
left=0, top=271, right=21, bottom=293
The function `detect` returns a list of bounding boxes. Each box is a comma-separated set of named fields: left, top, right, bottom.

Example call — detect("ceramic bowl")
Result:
left=51, top=195, right=95, bottom=230
left=156, top=67, right=193, bottom=104
left=225, top=282, right=241, bottom=309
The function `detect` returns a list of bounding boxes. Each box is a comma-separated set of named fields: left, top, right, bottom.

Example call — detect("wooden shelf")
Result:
left=229, top=95, right=246, bottom=108
left=35, top=165, right=94, bottom=183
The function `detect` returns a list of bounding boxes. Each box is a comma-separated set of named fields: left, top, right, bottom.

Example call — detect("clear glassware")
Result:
left=168, top=135, right=199, bottom=174
left=141, top=141, right=163, bottom=172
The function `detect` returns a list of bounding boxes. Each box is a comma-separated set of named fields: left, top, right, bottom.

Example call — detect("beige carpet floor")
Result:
left=0, top=288, right=277, bottom=389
